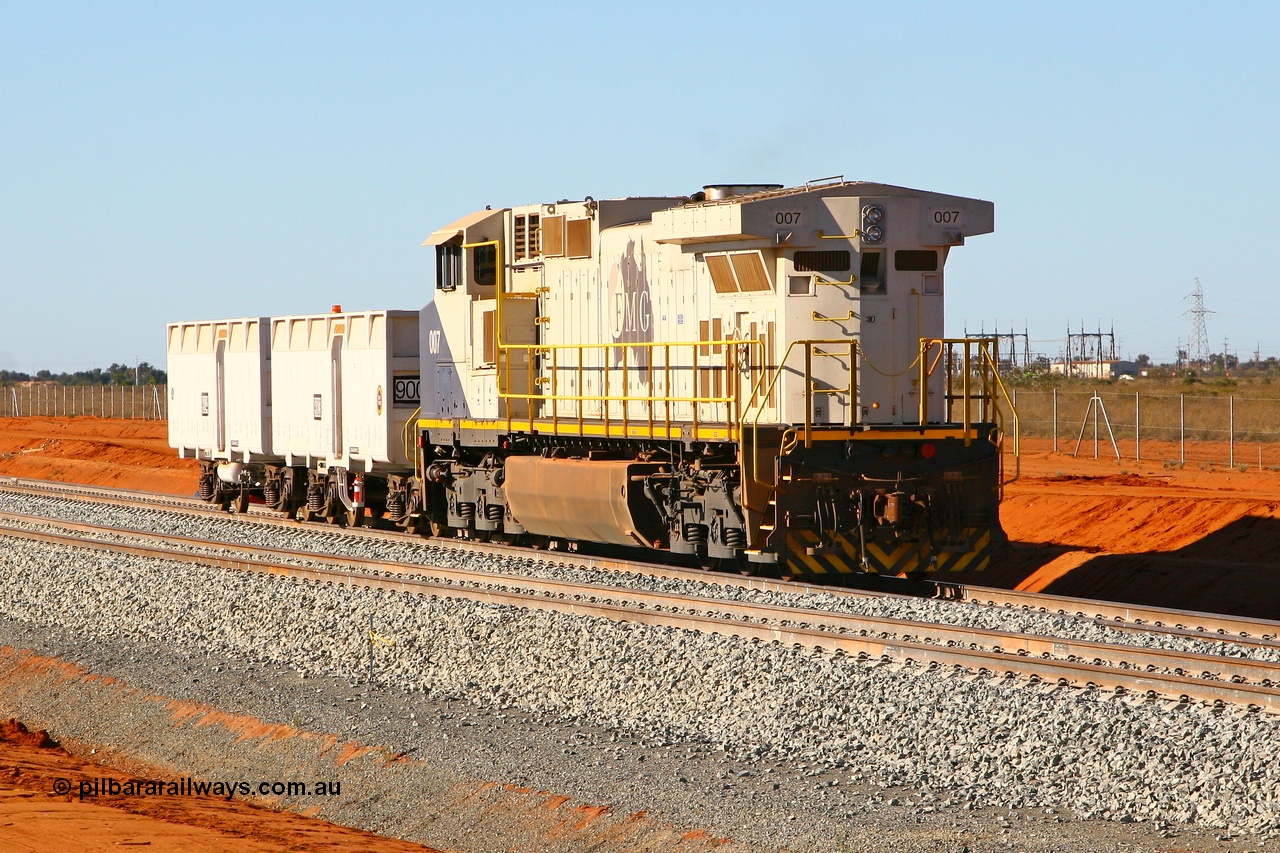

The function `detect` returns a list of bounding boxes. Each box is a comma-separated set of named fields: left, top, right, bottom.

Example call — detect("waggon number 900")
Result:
left=393, top=376, right=420, bottom=406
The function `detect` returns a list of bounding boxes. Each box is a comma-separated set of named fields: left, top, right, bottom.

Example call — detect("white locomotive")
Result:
left=413, top=179, right=1010, bottom=577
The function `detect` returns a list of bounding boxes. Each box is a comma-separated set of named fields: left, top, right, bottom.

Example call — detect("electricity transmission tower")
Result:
left=1185, top=278, right=1211, bottom=368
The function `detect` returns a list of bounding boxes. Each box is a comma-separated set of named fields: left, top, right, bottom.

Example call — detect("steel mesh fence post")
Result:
left=1135, top=391, right=1140, bottom=462
left=1230, top=396, right=1235, bottom=468
left=1180, top=393, right=1185, bottom=465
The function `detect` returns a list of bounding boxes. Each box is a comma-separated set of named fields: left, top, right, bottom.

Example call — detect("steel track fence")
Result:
left=0, top=385, right=167, bottom=420
left=1004, top=388, right=1280, bottom=468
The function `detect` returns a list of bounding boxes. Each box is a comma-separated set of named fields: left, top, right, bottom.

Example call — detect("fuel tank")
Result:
left=503, top=457, right=666, bottom=548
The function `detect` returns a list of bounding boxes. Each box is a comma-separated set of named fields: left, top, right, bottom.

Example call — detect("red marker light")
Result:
left=920, top=442, right=936, bottom=459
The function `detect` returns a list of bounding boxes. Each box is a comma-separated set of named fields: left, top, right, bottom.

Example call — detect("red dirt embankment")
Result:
left=0, top=417, right=198, bottom=495
left=975, top=436, right=1280, bottom=620
left=0, top=715, right=441, bottom=853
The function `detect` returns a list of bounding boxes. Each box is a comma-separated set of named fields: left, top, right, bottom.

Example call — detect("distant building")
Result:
left=1049, top=359, right=1139, bottom=380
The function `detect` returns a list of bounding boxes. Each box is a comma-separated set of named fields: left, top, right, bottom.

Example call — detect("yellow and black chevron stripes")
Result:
left=784, top=530, right=859, bottom=576
left=940, top=531, right=992, bottom=573
left=862, top=538, right=929, bottom=575
left=783, top=528, right=993, bottom=579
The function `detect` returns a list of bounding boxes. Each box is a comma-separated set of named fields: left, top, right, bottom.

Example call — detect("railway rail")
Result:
left=2, top=484, right=1280, bottom=714
left=3, top=476, right=1277, bottom=647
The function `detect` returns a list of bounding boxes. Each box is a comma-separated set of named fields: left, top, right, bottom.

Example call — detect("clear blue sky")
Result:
left=2, top=1, right=1278, bottom=372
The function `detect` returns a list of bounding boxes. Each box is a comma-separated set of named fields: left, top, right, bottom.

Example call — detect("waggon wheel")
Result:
left=229, top=492, right=249, bottom=514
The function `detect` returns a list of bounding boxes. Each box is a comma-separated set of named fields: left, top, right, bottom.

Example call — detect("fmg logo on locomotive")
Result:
left=608, top=238, right=653, bottom=343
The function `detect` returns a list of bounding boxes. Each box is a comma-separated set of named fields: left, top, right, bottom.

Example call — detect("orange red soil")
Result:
left=0, top=416, right=198, bottom=496
left=978, top=436, right=1280, bottom=620
left=0, top=717, right=439, bottom=853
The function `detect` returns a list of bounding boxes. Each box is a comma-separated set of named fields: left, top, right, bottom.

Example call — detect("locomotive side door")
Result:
left=500, top=297, right=539, bottom=420
left=435, top=364, right=463, bottom=418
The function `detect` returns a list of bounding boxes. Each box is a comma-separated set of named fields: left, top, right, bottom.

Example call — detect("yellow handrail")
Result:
left=741, top=337, right=862, bottom=483
left=401, top=405, right=421, bottom=470
left=470, top=270, right=1015, bottom=491
left=913, top=337, right=1020, bottom=483
left=494, top=337, right=761, bottom=440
